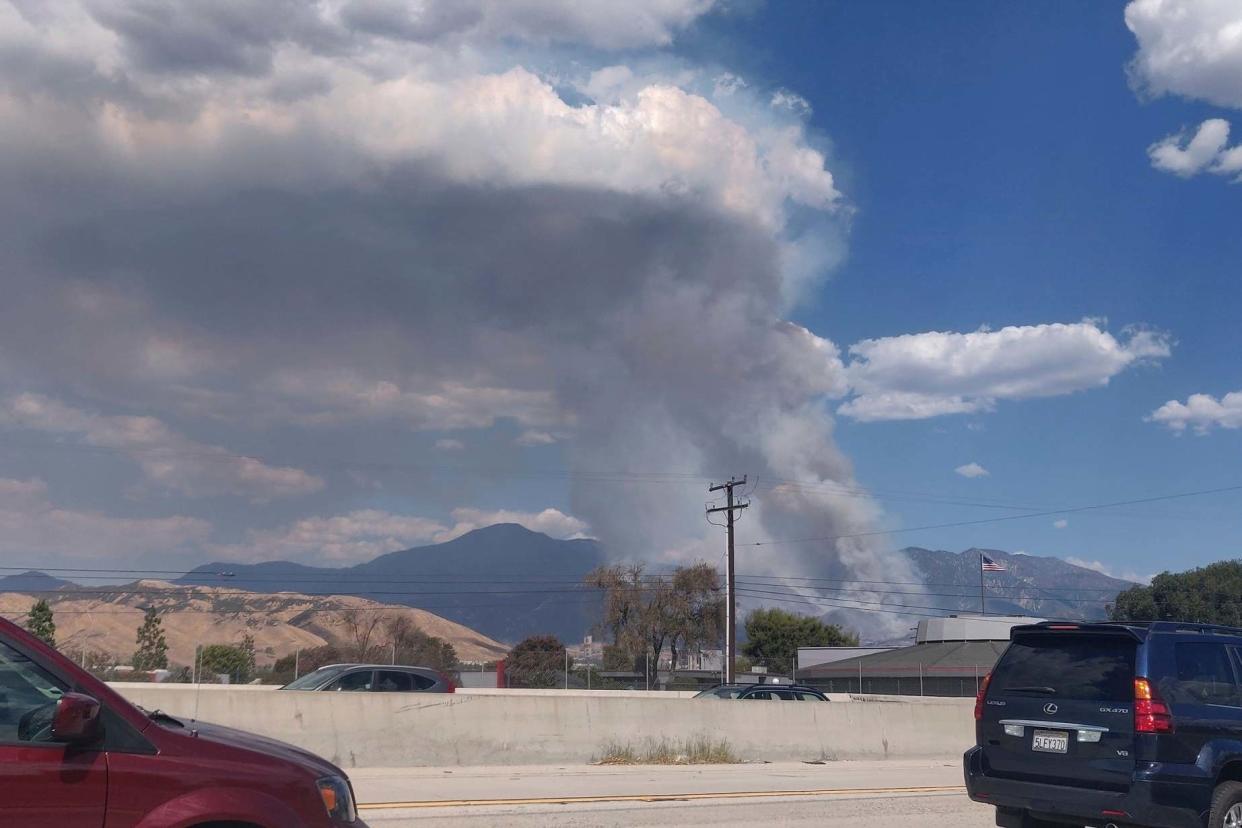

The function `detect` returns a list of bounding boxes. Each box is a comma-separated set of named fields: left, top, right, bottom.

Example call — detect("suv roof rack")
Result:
left=1145, top=620, right=1242, bottom=636
left=1018, top=620, right=1242, bottom=637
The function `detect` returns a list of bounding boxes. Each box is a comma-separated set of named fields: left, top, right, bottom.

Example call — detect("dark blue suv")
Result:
left=966, top=621, right=1242, bottom=828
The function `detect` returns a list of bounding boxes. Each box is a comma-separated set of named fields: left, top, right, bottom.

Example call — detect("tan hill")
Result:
left=0, top=580, right=508, bottom=667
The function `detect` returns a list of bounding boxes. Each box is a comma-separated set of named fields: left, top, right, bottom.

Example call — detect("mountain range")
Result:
left=1, top=526, right=1136, bottom=649
left=180, top=523, right=606, bottom=645
left=902, top=547, right=1134, bottom=620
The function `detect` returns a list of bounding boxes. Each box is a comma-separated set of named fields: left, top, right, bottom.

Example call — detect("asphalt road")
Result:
left=349, top=759, right=994, bottom=827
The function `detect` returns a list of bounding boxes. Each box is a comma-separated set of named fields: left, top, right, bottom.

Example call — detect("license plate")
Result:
left=1032, top=729, right=1069, bottom=754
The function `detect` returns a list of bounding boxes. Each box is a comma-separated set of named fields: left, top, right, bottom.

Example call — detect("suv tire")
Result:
left=1210, top=781, right=1242, bottom=828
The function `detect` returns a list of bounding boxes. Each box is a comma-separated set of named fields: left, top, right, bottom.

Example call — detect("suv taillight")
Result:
left=974, top=672, right=992, bottom=721
left=438, top=671, right=457, bottom=693
left=1134, top=677, right=1172, bottom=733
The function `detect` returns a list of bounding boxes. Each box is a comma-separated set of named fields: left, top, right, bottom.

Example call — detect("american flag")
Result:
left=981, top=554, right=1007, bottom=572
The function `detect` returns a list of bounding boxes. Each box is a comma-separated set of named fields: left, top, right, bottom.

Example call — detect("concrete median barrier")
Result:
left=110, top=683, right=974, bottom=768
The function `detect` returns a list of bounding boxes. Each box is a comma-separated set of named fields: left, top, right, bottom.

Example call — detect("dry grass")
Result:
left=596, top=735, right=740, bottom=765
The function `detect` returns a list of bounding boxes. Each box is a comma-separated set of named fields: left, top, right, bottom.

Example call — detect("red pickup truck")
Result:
left=0, top=616, right=367, bottom=827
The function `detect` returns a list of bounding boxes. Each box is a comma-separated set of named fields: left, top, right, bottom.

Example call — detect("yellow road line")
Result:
left=358, top=784, right=967, bottom=810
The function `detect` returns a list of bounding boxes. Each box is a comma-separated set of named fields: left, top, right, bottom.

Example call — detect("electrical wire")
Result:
left=740, top=482, right=1242, bottom=547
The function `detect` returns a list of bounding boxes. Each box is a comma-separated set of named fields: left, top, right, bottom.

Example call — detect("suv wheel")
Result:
left=1212, top=782, right=1242, bottom=828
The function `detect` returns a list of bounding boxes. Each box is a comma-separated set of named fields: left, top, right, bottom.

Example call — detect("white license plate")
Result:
left=1032, top=729, right=1069, bottom=754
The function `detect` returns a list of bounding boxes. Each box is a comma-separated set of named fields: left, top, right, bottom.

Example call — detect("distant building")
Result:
left=566, top=634, right=604, bottom=665
left=797, top=646, right=894, bottom=672
left=798, top=615, right=1044, bottom=697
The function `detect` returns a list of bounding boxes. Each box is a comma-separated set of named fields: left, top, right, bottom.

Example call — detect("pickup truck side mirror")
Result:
left=52, top=693, right=102, bottom=745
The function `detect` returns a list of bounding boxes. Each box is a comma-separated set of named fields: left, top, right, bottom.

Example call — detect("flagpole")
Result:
left=980, top=552, right=986, bottom=616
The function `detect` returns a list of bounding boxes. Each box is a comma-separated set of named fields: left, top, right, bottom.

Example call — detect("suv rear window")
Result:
left=991, top=634, right=1135, bottom=701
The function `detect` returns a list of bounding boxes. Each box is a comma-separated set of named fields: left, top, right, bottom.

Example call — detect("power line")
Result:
left=741, top=482, right=1242, bottom=548
left=733, top=581, right=1117, bottom=604
left=7, top=436, right=1231, bottom=522
left=0, top=581, right=1122, bottom=603
left=737, top=573, right=1127, bottom=592
left=732, top=589, right=955, bottom=619
left=0, top=595, right=609, bottom=616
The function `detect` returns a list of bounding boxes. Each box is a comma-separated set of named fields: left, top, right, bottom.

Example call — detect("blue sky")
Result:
left=693, top=0, right=1242, bottom=579
left=0, top=0, right=1239, bottom=593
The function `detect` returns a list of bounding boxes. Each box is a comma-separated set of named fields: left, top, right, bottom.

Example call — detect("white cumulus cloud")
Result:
left=1065, top=557, right=1151, bottom=585
left=1053, top=519, right=1068, bottom=529
left=336, top=0, right=720, bottom=50
left=0, top=477, right=210, bottom=562
left=955, top=462, right=989, bottom=479
left=1126, top=1, right=1242, bottom=183
left=437, top=507, right=590, bottom=542
left=838, top=321, right=1171, bottom=422
left=1126, top=0, right=1242, bottom=109
left=515, top=430, right=559, bottom=446
left=1149, top=390, right=1242, bottom=433
left=208, top=509, right=448, bottom=565
left=0, top=393, right=323, bottom=500
left=207, top=506, right=590, bottom=565
left=1149, top=118, right=1242, bottom=180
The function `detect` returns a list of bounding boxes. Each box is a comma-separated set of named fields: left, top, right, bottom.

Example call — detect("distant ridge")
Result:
left=180, top=523, right=607, bottom=644
left=901, top=546, right=1133, bottom=619
left=0, top=571, right=73, bottom=593
left=5, top=527, right=1135, bottom=648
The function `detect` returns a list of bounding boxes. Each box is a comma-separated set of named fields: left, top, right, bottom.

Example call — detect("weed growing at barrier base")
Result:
left=595, top=735, right=739, bottom=765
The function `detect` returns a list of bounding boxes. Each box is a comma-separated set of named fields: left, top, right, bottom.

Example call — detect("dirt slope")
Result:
left=0, top=581, right=508, bottom=666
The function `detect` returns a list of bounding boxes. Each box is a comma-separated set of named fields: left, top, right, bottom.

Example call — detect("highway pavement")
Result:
left=351, top=759, right=993, bottom=827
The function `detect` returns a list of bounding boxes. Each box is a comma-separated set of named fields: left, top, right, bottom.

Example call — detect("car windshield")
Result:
left=695, top=687, right=744, bottom=699
left=283, top=666, right=350, bottom=690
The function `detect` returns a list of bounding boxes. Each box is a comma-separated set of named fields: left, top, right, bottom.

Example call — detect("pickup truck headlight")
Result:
left=317, top=775, right=358, bottom=823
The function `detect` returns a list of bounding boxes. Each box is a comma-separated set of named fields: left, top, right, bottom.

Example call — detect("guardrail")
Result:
left=109, top=683, right=973, bottom=768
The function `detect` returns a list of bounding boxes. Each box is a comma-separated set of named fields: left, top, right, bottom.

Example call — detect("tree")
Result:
left=586, top=561, right=723, bottom=684
left=384, top=616, right=458, bottom=671
left=25, top=599, right=56, bottom=648
left=505, top=635, right=566, bottom=688
left=1111, top=561, right=1242, bottom=625
left=337, top=608, right=386, bottom=662
left=666, top=563, right=724, bottom=673
left=132, top=608, right=169, bottom=671
left=198, top=643, right=256, bottom=683
left=742, top=608, right=858, bottom=675
left=64, top=648, right=119, bottom=679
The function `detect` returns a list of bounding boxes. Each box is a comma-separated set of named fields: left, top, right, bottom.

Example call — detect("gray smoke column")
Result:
left=0, top=0, right=920, bottom=635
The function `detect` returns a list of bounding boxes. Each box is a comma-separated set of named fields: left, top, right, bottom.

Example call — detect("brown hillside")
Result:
left=0, top=581, right=508, bottom=667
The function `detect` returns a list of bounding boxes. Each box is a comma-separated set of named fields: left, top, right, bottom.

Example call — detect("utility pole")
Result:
left=707, top=476, right=748, bottom=683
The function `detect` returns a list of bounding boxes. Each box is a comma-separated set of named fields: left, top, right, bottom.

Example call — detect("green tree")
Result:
left=742, top=608, right=858, bottom=675
left=25, top=599, right=56, bottom=648
left=586, top=561, right=723, bottom=684
left=1111, top=561, right=1242, bottom=624
left=505, top=635, right=566, bottom=688
left=132, top=607, right=169, bottom=671
left=198, top=642, right=256, bottom=684
left=665, top=563, right=724, bottom=673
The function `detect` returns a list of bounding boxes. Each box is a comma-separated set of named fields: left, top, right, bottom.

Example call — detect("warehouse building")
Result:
left=798, top=615, right=1043, bottom=697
